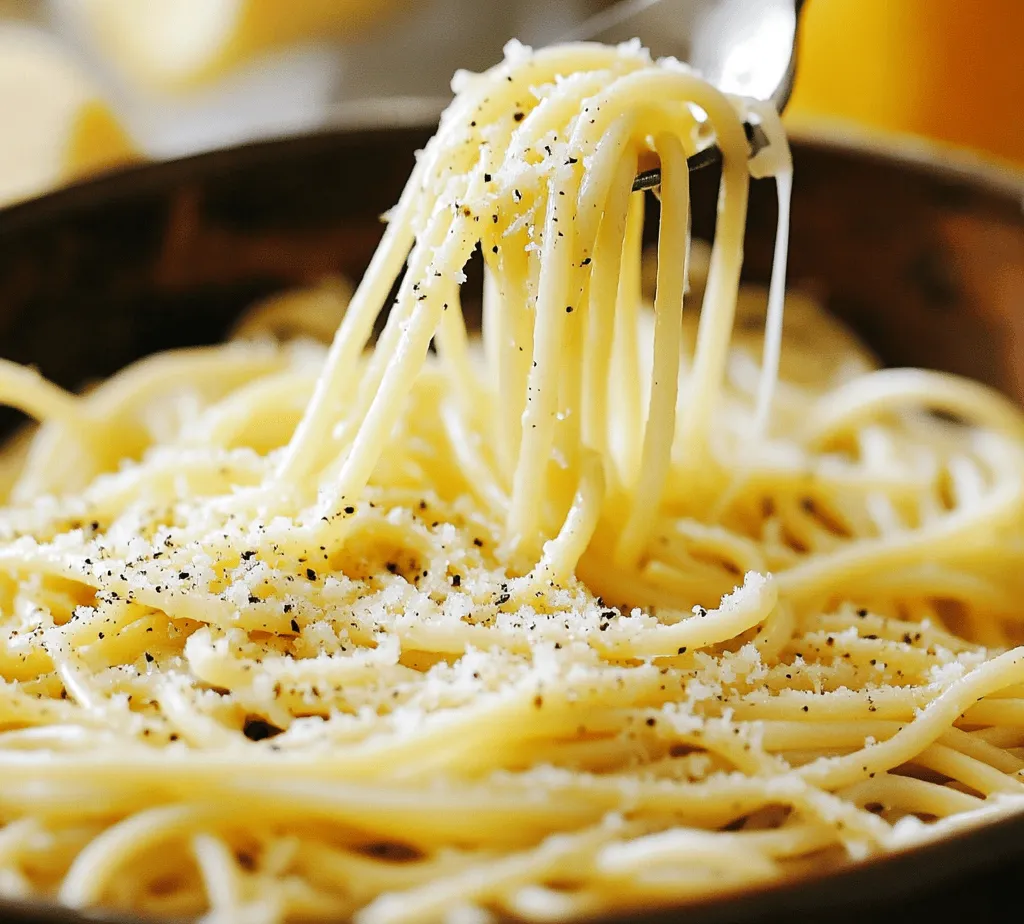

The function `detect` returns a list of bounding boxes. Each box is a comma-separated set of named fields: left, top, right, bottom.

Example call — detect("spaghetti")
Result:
left=0, top=40, right=1021, bottom=924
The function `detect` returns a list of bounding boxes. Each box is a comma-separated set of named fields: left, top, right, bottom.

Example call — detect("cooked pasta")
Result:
left=0, top=39, right=1021, bottom=924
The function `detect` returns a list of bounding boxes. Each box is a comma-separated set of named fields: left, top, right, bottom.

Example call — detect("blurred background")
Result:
left=0, top=0, right=1021, bottom=209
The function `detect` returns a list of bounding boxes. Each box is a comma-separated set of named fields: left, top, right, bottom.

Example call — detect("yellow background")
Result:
left=788, top=0, right=1024, bottom=168
left=2, top=0, right=1024, bottom=209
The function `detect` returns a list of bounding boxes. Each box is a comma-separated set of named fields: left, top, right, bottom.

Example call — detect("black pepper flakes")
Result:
left=243, top=718, right=284, bottom=742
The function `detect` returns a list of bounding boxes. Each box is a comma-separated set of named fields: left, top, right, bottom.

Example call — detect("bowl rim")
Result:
left=320, top=96, right=1024, bottom=202
left=588, top=799, right=1024, bottom=924
left=783, top=113, right=1024, bottom=200
left=3, top=94, right=1024, bottom=222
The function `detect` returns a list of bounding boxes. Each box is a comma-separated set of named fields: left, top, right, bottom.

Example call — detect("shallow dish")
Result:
left=0, top=121, right=1021, bottom=923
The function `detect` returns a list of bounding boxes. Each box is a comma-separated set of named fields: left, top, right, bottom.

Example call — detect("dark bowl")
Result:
left=0, top=120, right=1021, bottom=923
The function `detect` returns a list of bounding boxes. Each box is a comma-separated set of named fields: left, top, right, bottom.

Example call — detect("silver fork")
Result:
left=567, top=0, right=804, bottom=189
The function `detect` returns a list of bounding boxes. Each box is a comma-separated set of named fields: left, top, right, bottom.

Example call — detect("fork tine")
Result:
left=631, top=119, right=770, bottom=191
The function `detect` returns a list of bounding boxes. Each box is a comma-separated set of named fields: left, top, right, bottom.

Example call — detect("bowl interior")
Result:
left=0, top=125, right=1022, bottom=409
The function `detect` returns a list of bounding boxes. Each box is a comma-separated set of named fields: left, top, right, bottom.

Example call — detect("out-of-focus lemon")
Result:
left=0, top=25, right=138, bottom=207
left=788, top=0, right=1024, bottom=168
left=74, top=0, right=407, bottom=92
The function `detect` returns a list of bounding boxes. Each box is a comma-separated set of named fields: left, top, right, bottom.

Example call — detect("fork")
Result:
left=568, top=0, right=804, bottom=189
